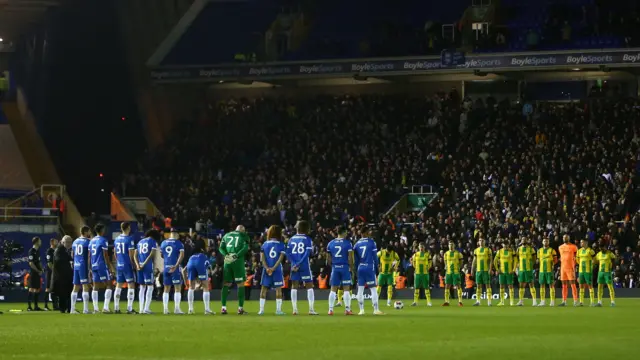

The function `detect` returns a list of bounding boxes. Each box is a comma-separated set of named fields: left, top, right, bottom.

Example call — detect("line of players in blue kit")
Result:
left=259, top=223, right=384, bottom=316
left=68, top=220, right=383, bottom=316
left=70, top=222, right=212, bottom=315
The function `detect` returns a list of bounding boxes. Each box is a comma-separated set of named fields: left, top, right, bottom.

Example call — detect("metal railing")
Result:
left=411, top=185, right=436, bottom=194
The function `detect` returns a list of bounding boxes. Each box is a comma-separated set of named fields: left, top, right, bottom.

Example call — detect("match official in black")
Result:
left=27, top=237, right=44, bottom=311
left=52, top=235, right=73, bottom=313
left=45, top=238, right=59, bottom=311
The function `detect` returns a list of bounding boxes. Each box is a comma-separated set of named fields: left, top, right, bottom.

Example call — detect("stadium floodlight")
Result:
left=0, top=38, right=3, bottom=42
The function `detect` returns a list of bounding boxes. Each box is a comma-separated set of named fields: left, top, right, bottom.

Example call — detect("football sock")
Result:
left=291, top=289, right=298, bottom=312
left=457, top=288, right=463, bottom=303
left=579, top=288, right=585, bottom=303
left=259, top=298, right=266, bottom=312
left=344, top=291, right=351, bottom=310
left=144, top=286, right=153, bottom=312
left=203, top=291, right=211, bottom=312
left=114, top=287, right=122, bottom=311
left=607, top=284, right=615, bottom=302
left=508, top=288, right=514, bottom=304
left=519, top=288, right=525, bottom=301
left=44, top=292, right=49, bottom=307
left=238, top=287, right=245, bottom=308
left=126, top=288, right=134, bottom=311
left=27, top=292, right=32, bottom=309
left=276, top=298, right=282, bottom=312
left=328, top=291, right=337, bottom=311
left=562, top=284, right=568, bottom=302
left=540, top=287, right=546, bottom=302
left=598, top=285, right=604, bottom=303
left=486, top=288, right=492, bottom=304
left=221, top=286, right=229, bottom=307
left=187, top=289, right=195, bottom=312
left=82, top=291, right=90, bottom=312
left=174, top=292, right=182, bottom=312
left=444, top=288, right=450, bottom=303
left=499, top=287, right=505, bottom=303
left=588, top=287, right=594, bottom=304
left=370, top=288, right=379, bottom=311
left=426, top=290, right=431, bottom=304
left=530, top=286, right=537, bottom=303
left=357, top=286, right=365, bottom=311
left=92, top=290, right=99, bottom=311
left=104, top=288, right=113, bottom=311
left=34, top=293, right=40, bottom=308
left=475, top=288, right=481, bottom=302
left=549, top=287, right=556, bottom=302
left=307, top=288, right=315, bottom=311
left=414, top=289, right=420, bottom=304
left=571, top=284, right=578, bottom=301
left=162, top=292, right=169, bottom=312
left=337, top=289, right=344, bottom=303
left=387, top=286, right=393, bottom=302
left=70, top=291, right=78, bottom=311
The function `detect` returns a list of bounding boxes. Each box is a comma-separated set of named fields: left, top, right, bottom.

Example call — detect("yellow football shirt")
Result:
left=596, top=251, right=615, bottom=272
left=494, top=249, right=515, bottom=273
left=377, top=249, right=399, bottom=274
left=576, top=247, right=595, bottom=273
left=412, top=251, right=430, bottom=275
left=537, top=247, right=557, bottom=273
left=444, top=250, right=463, bottom=275
left=517, top=246, right=535, bottom=272
left=473, top=247, right=492, bottom=272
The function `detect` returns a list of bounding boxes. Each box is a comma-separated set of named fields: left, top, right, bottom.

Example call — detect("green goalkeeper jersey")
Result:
left=220, top=231, right=250, bottom=258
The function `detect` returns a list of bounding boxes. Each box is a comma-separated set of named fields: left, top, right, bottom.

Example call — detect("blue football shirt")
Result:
left=354, top=237, right=378, bottom=271
left=262, top=239, right=285, bottom=268
left=114, top=234, right=135, bottom=270
left=286, top=234, right=312, bottom=268
left=72, top=237, right=90, bottom=271
left=327, top=238, right=353, bottom=267
left=160, top=238, right=184, bottom=270
left=89, top=236, right=109, bottom=271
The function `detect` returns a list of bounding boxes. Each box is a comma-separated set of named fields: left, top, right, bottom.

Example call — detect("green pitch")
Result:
left=1, top=299, right=638, bottom=360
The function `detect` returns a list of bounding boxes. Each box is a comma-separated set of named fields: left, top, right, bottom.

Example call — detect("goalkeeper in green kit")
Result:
left=220, top=225, right=250, bottom=315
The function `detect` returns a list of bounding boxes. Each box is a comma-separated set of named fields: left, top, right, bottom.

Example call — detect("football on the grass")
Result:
left=394, top=301, right=404, bottom=309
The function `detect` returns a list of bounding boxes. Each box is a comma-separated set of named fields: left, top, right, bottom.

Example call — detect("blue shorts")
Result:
left=137, top=269, right=154, bottom=285
left=116, top=266, right=135, bottom=283
left=187, top=261, right=208, bottom=281
left=290, top=262, right=313, bottom=283
left=330, top=267, right=352, bottom=287
left=73, top=268, right=89, bottom=285
left=357, top=267, right=376, bottom=287
left=92, top=268, right=111, bottom=283
left=163, top=268, right=182, bottom=286
left=261, top=267, right=284, bottom=288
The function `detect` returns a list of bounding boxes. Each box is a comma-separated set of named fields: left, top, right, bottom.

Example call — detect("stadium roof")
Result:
left=0, top=0, right=61, bottom=50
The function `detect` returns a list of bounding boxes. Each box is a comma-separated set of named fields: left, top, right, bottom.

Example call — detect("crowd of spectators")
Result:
left=123, top=91, right=640, bottom=291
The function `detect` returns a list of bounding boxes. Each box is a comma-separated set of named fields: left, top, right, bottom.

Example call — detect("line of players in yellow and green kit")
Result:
left=470, top=237, right=616, bottom=307
left=330, top=238, right=618, bottom=308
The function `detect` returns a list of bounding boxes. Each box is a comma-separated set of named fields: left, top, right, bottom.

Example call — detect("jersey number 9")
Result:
left=165, top=246, right=173, bottom=258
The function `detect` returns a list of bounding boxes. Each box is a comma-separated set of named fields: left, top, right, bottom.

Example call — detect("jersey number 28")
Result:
left=291, top=242, right=305, bottom=254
